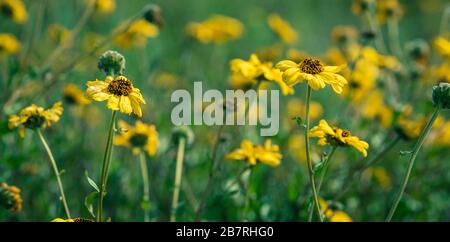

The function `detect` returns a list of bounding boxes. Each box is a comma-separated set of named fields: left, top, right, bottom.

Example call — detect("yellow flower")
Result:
left=186, top=15, right=244, bottom=44
left=434, top=36, right=450, bottom=59
left=51, top=218, right=75, bottom=222
left=86, top=75, right=146, bottom=117
left=361, top=90, right=393, bottom=128
left=63, top=84, right=91, bottom=106
left=395, top=107, right=426, bottom=141
left=114, top=19, right=159, bottom=48
left=230, top=54, right=294, bottom=95
left=377, top=0, right=404, bottom=24
left=362, top=166, right=392, bottom=189
left=0, top=182, right=22, bottom=213
left=48, top=23, right=71, bottom=43
left=114, top=120, right=159, bottom=156
left=267, top=13, right=298, bottom=44
left=87, top=0, right=115, bottom=14
left=225, top=139, right=282, bottom=167
left=276, top=58, right=347, bottom=94
left=286, top=48, right=308, bottom=63
left=0, top=0, right=27, bottom=23
left=255, top=44, right=283, bottom=62
left=319, top=198, right=353, bottom=222
left=351, top=0, right=374, bottom=15
left=52, top=218, right=93, bottom=222
left=330, top=25, right=358, bottom=45
left=8, top=102, right=63, bottom=138
left=286, top=98, right=323, bottom=121
left=0, top=33, right=20, bottom=58
left=310, top=119, right=369, bottom=157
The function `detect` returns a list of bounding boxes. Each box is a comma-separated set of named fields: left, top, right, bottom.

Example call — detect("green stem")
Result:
left=36, top=129, right=71, bottom=219
left=387, top=18, right=403, bottom=59
left=96, top=110, right=117, bottom=222
left=170, top=137, right=186, bottom=222
left=364, top=11, right=387, bottom=53
left=304, top=86, right=323, bottom=222
left=386, top=107, right=441, bottom=222
left=241, top=167, right=253, bottom=221
left=139, top=152, right=150, bottom=222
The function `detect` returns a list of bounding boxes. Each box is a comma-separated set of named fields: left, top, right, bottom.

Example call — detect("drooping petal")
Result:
left=119, top=96, right=133, bottom=115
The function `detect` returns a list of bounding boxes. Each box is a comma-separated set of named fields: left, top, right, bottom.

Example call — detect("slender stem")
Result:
left=304, top=86, right=323, bottom=222
left=386, top=107, right=441, bottom=222
left=139, top=152, right=150, bottom=222
left=96, top=110, right=117, bottom=222
left=241, top=167, right=253, bottom=221
left=308, top=146, right=337, bottom=221
left=36, top=129, right=71, bottom=219
left=387, top=18, right=403, bottom=59
left=364, top=11, right=387, bottom=53
left=170, top=137, right=186, bottom=222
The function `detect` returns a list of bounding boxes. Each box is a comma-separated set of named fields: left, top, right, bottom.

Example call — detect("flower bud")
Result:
left=0, top=182, right=22, bottom=213
left=143, top=4, right=164, bottom=27
left=405, top=39, right=429, bottom=62
left=171, top=126, right=194, bottom=147
left=432, top=82, right=450, bottom=109
left=98, top=50, right=126, bottom=75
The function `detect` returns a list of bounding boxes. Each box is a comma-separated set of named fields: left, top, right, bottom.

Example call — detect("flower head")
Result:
left=89, top=0, right=115, bottom=14
left=52, top=218, right=93, bottom=222
left=276, top=58, right=347, bottom=94
left=351, top=0, right=375, bottom=15
left=225, top=139, right=282, bottom=167
left=310, top=119, right=369, bottom=157
left=8, top=102, right=63, bottom=137
left=86, top=75, right=146, bottom=117
left=0, top=182, right=22, bottom=213
left=0, top=33, right=20, bottom=58
left=319, top=198, right=353, bottom=222
left=186, top=15, right=244, bottom=44
left=143, top=4, right=164, bottom=27
left=48, top=23, right=71, bottom=44
left=97, top=50, right=126, bottom=75
left=377, top=0, right=404, bottom=24
left=63, top=84, right=91, bottom=106
left=0, top=0, right=27, bottom=23
left=434, top=37, right=450, bottom=59
left=114, top=19, right=159, bottom=49
left=432, top=82, right=450, bottom=109
left=394, top=105, right=427, bottom=141
left=114, top=120, right=159, bottom=156
left=267, top=13, right=298, bottom=44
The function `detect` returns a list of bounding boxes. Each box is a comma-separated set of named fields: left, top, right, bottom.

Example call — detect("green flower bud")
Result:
left=171, top=126, right=194, bottom=147
left=432, top=82, right=450, bottom=109
left=98, top=50, right=126, bottom=76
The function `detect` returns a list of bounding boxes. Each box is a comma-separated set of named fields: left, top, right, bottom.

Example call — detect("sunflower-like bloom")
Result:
left=225, top=139, right=282, bottom=167
left=86, top=0, right=115, bottom=14
left=186, top=15, right=244, bottom=44
left=275, top=58, right=347, bottom=94
left=230, top=54, right=294, bottom=95
left=86, top=75, right=146, bottom=117
left=361, top=90, right=393, bottom=128
left=0, top=0, right=27, bottom=23
left=0, top=182, right=22, bottom=213
left=63, top=84, right=91, bottom=106
left=434, top=36, right=450, bottom=59
left=114, top=120, right=159, bottom=156
left=114, top=19, right=159, bottom=48
left=377, top=0, right=404, bottom=24
left=310, top=119, right=369, bottom=157
left=8, top=102, right=63, bottom=137
left=0, top=33, right=20, bottom=58
left=319, top=198, right=353, bottom=222
left=267, top=13, right=298, bottom=44
left=48, top=23, right=71, bottom=44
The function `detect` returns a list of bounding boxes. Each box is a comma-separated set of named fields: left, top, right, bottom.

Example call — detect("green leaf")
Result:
left=84, top=191, right=98, bottom=219
left=313, top=162, right=324, bottom=173
left=85, top=170, right=99, bottom=192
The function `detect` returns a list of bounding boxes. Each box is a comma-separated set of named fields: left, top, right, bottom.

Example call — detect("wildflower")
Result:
left=405, top=39, right=430, bottom=65
left=171, top=126, right=195, bottom=147
left=48, top=24, right=71, bottom=43
left=85, top=0, right=115, bottom=14
left=86, top=75, right=146, bottom=117
left=186, top=15, right=244, bottom=44
left=52, top=218, right=93, bottom=222
left=114, top=120, right=159, bottom=156
left=267, top=13, right=298, bottom=44
left=275, top=57, right=348, bottom=94
left=8, top=102, right=63, bottom=137
left=63, top=84, right=91, bottom=106
left=286, top=98, right=323, bottom=121
left=331, top=25, right=358, bottom=45
left=0, top=0, right=27, bottom=23
left=114, top=19, right=159, bottom=49
left=361, top=90, right=393, bottom=128
left=351, top=0, right=374, bottom=15
left=319, top=198, right=353, bottom=222
left=377, top=0, right=404, bottom=24
left=143, top=4, right=164, bottom=27
left=286, top=48, right=308, bottom=63
left=310, top=119, right=369, bottom=157
left=432, top=82, right=450, bottom=109
left=0, top=33, right=20, bottom=58
left=255, top=44, right=283, bottom=62
left=434, top=37, right=450, bottom=59
left=97, top=50, right=126, bottom=75
left=362, top=167, right=392, bottom=189
left=225, top=139, right=282, bottom=167
left=230, top=54, right=294, bottom=95
left=394, top=106, right=426, bottom=141
left=0, top=182, right=22, bottom=213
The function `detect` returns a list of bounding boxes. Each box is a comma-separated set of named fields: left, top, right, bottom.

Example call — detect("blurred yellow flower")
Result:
left=395, top=114, right=426, bottom=141
left=51, top=218, right=92, bottom=222
left=186, top=15, right=244, bottom=44
left=63, top=84, right=91, bottom=106
left=0, top=0, right=27, bottom=23
left=114, top=120, right=159, bottom=156
left=88, top=0, right=115, bottom=14
left=0, top=182, right=22, bottom=213
left=276, top=58, right=347, bottom=94
left=48, top=23, right=71, bottom=43
left=8, top=102, right=64, bottom=138
left=86, top=75, right=146, bottom=117
left=255, top=44, right=283, bottom=62
left=310, top=119, right=369, bottom=157
left=267, top=13, right=298, bottom=44
left=361, top=90, right=393, bottom=128
left=51, top=218, right=74, bottom=222
left=434, top=36, right=450, bottom=59
left=377, top=0, right=404, bottom=24
left=287, top=133, right=306, bottom=164
left=362, top=166, right=392, bottom=189
left=0, top=33, right=20, bottom=58
left=114, top=19, right=159, bottom=48
left=319, top=198, right=353, bottom=222
left=330, top=25, right=358, bottom=45
left=351, top=0, right=374, bottom=16
left=286, top=98, right=323, bottom=120
left=226, top=139, right=282, bottom=167
left=286, top=48, right=308, bottom=63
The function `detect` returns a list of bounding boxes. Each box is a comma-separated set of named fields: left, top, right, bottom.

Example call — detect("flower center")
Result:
left=129, top=133, right=148, bottom=147
left=107, top=76, right=132, bottom=96
left=341, top=130, right=351, bottom=137
left=0, top=4, right=13, bottom=17
left=24, top=115, right=46, bottom=129
left=299, top=58, right=324, bottom=74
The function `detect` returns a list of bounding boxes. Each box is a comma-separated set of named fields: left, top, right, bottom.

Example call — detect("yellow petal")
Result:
left=119, top=96, right=133, bottom=115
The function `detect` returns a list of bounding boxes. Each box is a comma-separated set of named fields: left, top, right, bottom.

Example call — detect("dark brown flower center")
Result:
left=130, top=133, right=148, bottom=147
left=107, top=76, right=132, bottom=96
left=341, top=130, right=351, bottom=137
left=24, top=115, right=46, bottom=129
left=0, top=4, right=13, bottom=17
left=299, top=58, right=324, bottom=74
